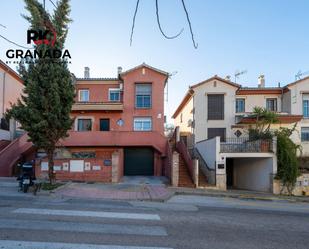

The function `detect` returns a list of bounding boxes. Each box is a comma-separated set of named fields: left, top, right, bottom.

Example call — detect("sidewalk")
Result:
left=169, top=187, right=309, bottom=203
left=54, top=181, right=172, bottom=202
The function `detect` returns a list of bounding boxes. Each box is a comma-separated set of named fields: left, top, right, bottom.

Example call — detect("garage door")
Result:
left=124, top=148, right=154, bottom=176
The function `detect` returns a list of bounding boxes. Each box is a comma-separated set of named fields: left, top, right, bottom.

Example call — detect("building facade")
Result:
left=173, top=75, right=309, bottom=192
left=37, top=63, right=169, bottom=182
left=0, top=60, right=24, bottom=140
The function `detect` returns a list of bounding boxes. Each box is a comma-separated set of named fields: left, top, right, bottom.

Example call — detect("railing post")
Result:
left=194, top=159, right=199, bottom=187
left=172, top=151, right=179, bottom=187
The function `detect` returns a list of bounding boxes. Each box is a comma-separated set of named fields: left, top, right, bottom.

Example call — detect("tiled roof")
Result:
left=0, top=59, right=23, bottom=84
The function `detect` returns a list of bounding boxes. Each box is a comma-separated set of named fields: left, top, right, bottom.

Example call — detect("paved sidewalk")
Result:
left=169, top=187, right=309, bottom=203
left=54, top=182, right=172, bottom=201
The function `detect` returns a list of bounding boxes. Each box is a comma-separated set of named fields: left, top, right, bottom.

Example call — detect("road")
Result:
left=1, top=181, right=309, bottom=249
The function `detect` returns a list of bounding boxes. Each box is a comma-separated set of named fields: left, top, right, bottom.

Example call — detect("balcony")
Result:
left=220, top=138, right=273, bottom=153
left=60, top=131, right=167, bottom=154
left=72, top=102, right=123, bottom=111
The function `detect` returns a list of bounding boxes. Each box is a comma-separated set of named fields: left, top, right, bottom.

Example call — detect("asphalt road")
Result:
left=0, top=183, right=309, bottom=249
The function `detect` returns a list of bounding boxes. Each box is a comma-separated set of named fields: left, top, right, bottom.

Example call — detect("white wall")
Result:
left=195, top=137, right=218, bottom=169
left=193, top=79, right=237, bottom=143
left=0, top=129, right=10, bottom=140
left=233, top=157, right=274, bottom=192
left=173, top=97, right=193, bottom=133
left=236, top=94, right=282, bottom=113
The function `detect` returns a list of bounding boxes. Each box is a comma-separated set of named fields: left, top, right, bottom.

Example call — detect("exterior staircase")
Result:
left=198, top=167, right=208, bottom=187
left=178, top=155, right=195, bottom=188
left=0, top=133, right=33, bottom=176
left=0, top=140, right=10, bottom=151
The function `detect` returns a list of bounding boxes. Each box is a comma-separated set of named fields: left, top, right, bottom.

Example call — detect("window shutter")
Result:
left=208, top=94, right=224, bottom=120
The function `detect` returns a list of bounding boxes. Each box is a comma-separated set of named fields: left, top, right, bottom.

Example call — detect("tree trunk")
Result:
left=47, top=150, right=55, bottom=185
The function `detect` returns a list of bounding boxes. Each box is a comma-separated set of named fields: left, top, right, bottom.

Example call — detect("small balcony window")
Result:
left=134, top=117, right=152, bottom=131
left=78, top=89, right=89, bottom=102
left=236, top=98, right=245, bottom=113
left=301, top=127, right=309, bottom=142
left=303, top=99, right=309, bottom=118
left=77, top=119, right=92, bottom=131
left=109, top=89, right=120, bottom=102
left=266, top=98, right=277, bottom=112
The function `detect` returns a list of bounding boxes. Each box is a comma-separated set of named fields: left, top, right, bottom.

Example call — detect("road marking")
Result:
left=0, top=240, right=173, bottom=249
left=0, top=218, right=167, bottom=236
left=13, top=208, right=160, bottom=220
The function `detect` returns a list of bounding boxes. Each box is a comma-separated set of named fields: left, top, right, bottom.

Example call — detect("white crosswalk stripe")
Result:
left=0, top=240, right=173, bottom=249
left=13, top=208, right=161, bottom=220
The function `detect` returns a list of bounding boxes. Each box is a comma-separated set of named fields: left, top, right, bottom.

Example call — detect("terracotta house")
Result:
left=36, top=63, right=169, bottom=182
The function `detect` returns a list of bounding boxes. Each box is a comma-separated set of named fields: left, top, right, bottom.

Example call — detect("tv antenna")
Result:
left=295, top=70, right=309, bottom=81
left=234, top=70, right=247, bottom=83
left=165, top=71, right=178, bottom=102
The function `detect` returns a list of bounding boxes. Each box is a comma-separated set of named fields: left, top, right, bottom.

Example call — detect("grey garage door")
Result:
left=124, top=148, right=154, bottom=176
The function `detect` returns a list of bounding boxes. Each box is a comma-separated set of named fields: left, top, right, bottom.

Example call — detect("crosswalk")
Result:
left=0, top=240, right=173, bottom=249
left=0, top=207, right=173, bottom=249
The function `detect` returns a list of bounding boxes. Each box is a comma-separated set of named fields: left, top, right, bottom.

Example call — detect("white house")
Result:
left=173, top=75, right=309, bottom=192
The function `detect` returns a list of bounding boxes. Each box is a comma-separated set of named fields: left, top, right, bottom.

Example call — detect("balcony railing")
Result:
left=220, top=137, right=273, bottom=153
left=72, top=101, right=123, bottom=111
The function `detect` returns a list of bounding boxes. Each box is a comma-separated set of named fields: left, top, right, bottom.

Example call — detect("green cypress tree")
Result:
left=7, top=0, right=74, bottom=184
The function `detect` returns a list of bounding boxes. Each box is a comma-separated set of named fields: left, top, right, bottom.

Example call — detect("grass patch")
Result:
left=41, top=182, right=64, bottom=191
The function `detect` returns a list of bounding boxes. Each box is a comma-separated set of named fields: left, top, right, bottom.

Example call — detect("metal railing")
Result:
left=220, top=137, right=273, bottom=153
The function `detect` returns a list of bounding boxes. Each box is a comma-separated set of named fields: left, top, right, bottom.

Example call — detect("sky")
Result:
left=1, top=0, right=309, bottom=122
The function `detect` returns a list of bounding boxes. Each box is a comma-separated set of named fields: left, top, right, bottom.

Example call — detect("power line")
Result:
left=181, top=0, right=198, bottom=49
left=0, top=24, right=6, bottom=28
left=49, top=0, right=57, bottom=8
left=0, top=34, right=33, bottom=49
left=130, top=0, right=140, bottom=46
left=155, top=0, right=183, bottom=39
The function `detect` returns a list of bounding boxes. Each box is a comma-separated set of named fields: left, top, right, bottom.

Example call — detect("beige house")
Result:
left=0, top=60, right=24, bottom=140
left=173, top=75, right=309, bottom=193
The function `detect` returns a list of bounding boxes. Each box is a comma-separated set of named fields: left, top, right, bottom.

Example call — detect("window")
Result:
left=180, top=113, right=183, bottom=123
left=78, top=89, right=89, bottom=102
left=208, top=128, right=226, bottom=142
left=100, top=119, right=110, bottom=131
left=303, top=95, right=309, bottom=118
left=77, top=119, right=92, bottom=131
left=266, top=98, right=277, bottom=112
left=134, top=117, right=152, bottom=131
left=109, top=89, right=120, bottom=102
left=135, top=84, right=152, bottom=108
left=208, top=94, right=224, bottom=120
left=301, top=127, right=309, bottom=142
left=236, top=99, right=245, bottom=113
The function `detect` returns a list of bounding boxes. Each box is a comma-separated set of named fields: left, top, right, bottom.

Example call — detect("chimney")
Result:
left=84, top=67, right=90, bottom=78
left=117, top=66, right=122, bottom=75
left=225, top=75, right=231, bottom=81
left=258, top=75, right=265, bottom=88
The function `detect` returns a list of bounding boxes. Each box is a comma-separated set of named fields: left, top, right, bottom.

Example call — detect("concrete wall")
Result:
left=0, top=129, right=10, bottom=140
left=233, top=157, right=274, bottom=192
left=193, top=79, right=238, bottom=143
left=195, top=137, right=218, bottom=170
left=173, top=97, right=193, bottom=134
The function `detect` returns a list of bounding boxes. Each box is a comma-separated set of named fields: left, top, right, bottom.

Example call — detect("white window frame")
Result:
left=133, top=117, right=152, bottom=131
left=303, top=94, right=309, bottom=118
left=236, top=98, right=245, bottom=113
left=108, top=88, right=121, bottom=102
left=301, top=127, right=309, bottom=142
left=78, top=89, right=89, bottom=102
